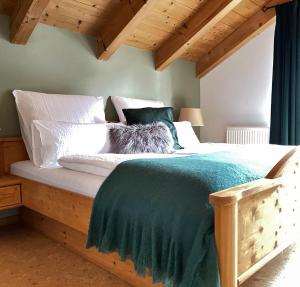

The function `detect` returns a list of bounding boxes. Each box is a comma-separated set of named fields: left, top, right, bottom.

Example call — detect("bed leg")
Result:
left=214, top=203, right=238, bottom=287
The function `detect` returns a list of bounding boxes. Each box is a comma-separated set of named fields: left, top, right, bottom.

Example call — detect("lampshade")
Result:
left=179, top=108, right=204, bottom=126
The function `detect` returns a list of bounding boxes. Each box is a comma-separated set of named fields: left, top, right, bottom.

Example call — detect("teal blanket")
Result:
left=87, top=147, right=288, bottom=287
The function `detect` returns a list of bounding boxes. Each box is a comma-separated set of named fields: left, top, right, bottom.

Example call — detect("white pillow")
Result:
left=111, top=96, right=164, bottom=123
left=99, top=122, right=126, bottom=153
left=174, top=121, right=200, bottom=148
left=32, top=121, right=107, bottom=168
left=13, top=90, right=106, bottom=161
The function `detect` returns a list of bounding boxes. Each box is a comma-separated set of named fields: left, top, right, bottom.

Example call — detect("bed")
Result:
left=1, top=137, right=300, bottom=287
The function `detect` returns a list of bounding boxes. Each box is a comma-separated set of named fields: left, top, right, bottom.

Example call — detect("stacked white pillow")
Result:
left=14, top=92, right=201, bottom=167
left=32, top=121, right=108, bottom=167
left=111, top=96, right=164, bottom=123
left=13, top=90, right=106, bottom=165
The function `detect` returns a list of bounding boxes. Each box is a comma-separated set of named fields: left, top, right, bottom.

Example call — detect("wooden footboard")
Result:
left=210, top=147, right=300, bottom=287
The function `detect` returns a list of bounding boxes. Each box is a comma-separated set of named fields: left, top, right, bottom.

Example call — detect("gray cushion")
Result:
left=109, top=122, right=174, bottom=154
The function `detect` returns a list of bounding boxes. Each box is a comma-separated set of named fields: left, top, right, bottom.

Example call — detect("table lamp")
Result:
left=179, top=108, right=204, bottom=126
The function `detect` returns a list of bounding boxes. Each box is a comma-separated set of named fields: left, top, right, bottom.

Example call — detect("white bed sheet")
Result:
left=10, top=144, right=233, bottom=198
left=10, top=161, right=105, bottom=198
left=10, top=144, right=293, bottom=198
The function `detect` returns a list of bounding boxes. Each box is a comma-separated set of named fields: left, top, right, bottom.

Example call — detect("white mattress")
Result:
left=11, top=144, right=291, bottom=198
left=10, top=144, right=234, bottom=197
left=11, top=161, right=105, bottom=198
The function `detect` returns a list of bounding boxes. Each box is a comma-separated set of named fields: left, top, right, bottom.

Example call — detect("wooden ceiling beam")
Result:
left=264, top=0, right=293, bottom=9
left=10, top=0, right=50, bottom=45
left=97, top=0, right=156, bottom=61
left=196, top=7, right=276, bottom=78
left=196, top=0, right=293, bottom=78
left=154, top=0, right=242, bottom=71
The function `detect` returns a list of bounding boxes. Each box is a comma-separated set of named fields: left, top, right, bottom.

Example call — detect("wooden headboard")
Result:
left=0, top=137, right=29, bottom=176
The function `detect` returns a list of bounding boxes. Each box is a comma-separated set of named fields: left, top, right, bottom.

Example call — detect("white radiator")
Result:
left=226, top=127, right=270, bottom=144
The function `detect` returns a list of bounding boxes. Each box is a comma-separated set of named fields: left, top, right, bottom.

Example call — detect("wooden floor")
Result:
left=0, top=224, right=299, bottom=287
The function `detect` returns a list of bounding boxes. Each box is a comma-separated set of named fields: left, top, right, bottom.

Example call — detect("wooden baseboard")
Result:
left=0, top=215, right=19, bottom=227
left=20, top=207, right=161, bottom=287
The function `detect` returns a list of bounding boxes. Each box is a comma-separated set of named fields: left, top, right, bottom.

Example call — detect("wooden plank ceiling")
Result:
left=0, top=0, right=291, bottom=78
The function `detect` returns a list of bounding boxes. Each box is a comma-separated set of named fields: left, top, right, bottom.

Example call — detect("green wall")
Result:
left=0, top=15, right=200, bottom=219
left=0, top=15, right=200, bottom=137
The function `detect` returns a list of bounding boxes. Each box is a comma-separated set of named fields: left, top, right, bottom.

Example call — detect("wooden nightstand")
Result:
left=0, top=176, right=22, bottom=211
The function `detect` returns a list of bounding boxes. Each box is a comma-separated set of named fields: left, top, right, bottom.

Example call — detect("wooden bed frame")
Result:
left=1, top=137, right=300, bottom=287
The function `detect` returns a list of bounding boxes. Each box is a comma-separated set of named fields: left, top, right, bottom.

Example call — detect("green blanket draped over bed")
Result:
left=87, top=146, right=289, bottom=287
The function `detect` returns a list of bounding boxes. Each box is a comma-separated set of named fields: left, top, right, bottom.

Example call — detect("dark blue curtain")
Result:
left=270, top=0, right=300, bottom=145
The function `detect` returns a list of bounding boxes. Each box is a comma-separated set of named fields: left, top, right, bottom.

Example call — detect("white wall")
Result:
left=200, top=24, right=275, bottom=143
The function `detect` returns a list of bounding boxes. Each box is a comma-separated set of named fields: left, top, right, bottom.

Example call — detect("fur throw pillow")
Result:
left=109, top=122, right=174, bottom=154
